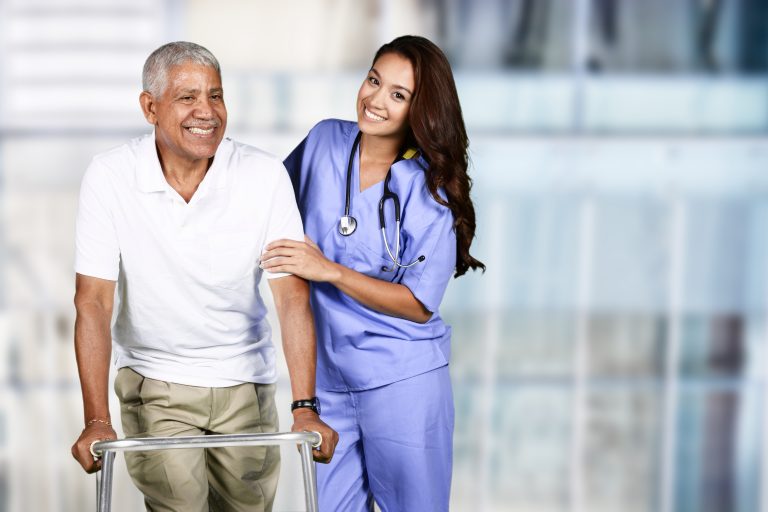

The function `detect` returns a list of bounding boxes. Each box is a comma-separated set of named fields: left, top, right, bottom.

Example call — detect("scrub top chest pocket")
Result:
left=351, top=240, right=399, bottom=282
left=208, top=231, right=258, bottom=288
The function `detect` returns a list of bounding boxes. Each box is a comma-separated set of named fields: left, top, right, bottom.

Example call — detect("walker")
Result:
left=91, top=431, right=321, bottom=512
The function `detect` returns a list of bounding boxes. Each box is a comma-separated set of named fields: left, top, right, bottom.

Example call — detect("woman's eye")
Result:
left=368, top=76, right=379, bottom=86
left=394, top=92, right=405, bottom=100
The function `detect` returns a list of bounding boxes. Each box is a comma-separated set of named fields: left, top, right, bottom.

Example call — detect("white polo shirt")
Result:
left=75, top=133, right=304, bottom=387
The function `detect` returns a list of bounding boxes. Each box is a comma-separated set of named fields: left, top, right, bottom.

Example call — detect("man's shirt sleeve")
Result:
left=74, top=160, right=120, bottom=281
left=261, top=160, right=305, bottom=280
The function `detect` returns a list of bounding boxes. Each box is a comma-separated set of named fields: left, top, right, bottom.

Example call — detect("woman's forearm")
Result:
left=328, top=262, right=432, bottom=323
left=261, top=238, right=432, bottom=323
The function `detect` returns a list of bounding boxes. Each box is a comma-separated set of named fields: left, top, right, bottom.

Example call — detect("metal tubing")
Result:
left=92, top=432, right=321, bottom=512
left=97, top=451, right=116, bottom=512
left=300, top=440, right=319, bottom=512
left=95, top=467, right=100, bottom=507
left=92, top=431, right=321, bottom=454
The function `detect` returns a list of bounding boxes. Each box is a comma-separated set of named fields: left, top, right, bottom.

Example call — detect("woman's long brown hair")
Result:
left=373, top=35, right=485, bottom=277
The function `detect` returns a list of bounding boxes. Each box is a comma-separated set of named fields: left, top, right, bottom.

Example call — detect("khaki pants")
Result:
left=114, top=368, right=280, bottom=512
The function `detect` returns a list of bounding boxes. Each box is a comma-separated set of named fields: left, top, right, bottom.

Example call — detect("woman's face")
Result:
left=356, top=52, right=415, bottom=140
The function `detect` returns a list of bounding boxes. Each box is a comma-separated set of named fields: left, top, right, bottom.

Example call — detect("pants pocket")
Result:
left=114, top=367, right=147, bottom=438
left=114, top=367, right=145, bottom=407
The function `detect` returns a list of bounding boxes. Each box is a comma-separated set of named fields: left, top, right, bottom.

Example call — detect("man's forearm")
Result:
left=71, top=274, right=117, bottom=473
left=269, top=275, right=339, bottom=463
left=74, top=301, right=113, bottom=422
left=270, top=277, right=317, bottom=400
left=279, top=297, right=317, bottom=399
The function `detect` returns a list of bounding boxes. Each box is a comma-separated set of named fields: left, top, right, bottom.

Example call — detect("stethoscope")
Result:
left=339, top=131, right=425, bottom=272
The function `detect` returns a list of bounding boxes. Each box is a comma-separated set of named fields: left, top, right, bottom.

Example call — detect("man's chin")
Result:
left=188, top=141, right=223, bottom=160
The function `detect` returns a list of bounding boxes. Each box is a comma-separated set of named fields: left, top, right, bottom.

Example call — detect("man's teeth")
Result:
left=365, top=108, right=385, bottom=122
left=188, top=127, right=214, bottom=135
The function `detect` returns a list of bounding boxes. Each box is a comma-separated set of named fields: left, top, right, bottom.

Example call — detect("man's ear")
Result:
left=139, top=91, right=157, bottom=124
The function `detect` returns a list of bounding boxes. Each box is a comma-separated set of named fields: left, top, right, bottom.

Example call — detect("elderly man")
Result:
left=70, top=41, right=337, bottom=511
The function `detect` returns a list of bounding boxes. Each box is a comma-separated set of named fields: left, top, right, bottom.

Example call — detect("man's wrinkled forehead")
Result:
left=162, top=63, right=223, bottom=95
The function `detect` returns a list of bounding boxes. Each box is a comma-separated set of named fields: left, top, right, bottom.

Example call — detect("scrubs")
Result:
left=285, top=119, right=457, bottom=511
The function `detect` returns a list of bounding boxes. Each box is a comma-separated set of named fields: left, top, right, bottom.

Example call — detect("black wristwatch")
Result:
left=291, top=397, right=321, bottom=415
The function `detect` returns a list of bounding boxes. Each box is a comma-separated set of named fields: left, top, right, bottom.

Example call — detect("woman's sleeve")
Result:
left=396, top=192, right=457, bottom=313
left=283, top=136, right=307, bottom=199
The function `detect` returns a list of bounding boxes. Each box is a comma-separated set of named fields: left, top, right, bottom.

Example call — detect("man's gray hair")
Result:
left=142, top=41, right=220, bottom=96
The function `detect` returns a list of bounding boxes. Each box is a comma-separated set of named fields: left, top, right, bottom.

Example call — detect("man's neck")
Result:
left=156, top=145, right=212, bottom=203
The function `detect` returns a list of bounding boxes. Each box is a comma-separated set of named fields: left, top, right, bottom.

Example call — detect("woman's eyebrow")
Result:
left=370, top=67, right=413, bottom=95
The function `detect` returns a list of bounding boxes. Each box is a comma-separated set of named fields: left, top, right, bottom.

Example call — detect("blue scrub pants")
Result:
left=316, top=365, right=454, bottom=512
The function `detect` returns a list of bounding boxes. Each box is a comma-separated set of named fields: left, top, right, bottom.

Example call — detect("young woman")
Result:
left=261, top=35, right=485, bottom=511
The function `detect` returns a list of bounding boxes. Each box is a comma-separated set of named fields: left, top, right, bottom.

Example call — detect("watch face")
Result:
left=293, top=398, right=321, bottom=415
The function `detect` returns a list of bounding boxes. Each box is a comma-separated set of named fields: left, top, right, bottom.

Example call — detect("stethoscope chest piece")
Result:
left=339, top=215, right=357, bottom=236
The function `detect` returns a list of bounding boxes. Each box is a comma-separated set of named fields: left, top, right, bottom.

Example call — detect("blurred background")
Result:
left=1, top=0, right=767, bottom=511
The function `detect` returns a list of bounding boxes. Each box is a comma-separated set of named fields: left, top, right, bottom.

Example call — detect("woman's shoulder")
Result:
left=395, top=152, right=432, bottom=191
left=396, top=159, right=452, bottom=225
left=306, top=118, right=356, bottom=143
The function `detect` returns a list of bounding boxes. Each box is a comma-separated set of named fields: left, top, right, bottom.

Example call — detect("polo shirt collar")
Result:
left=202, top=138, right=231, bottom=192
left=135, top=132, right=232, bottom=194
left=135, top=132, right=166, bottom=193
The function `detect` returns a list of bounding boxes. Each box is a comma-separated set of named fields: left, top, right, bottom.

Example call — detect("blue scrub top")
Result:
left=284, top=119, right=457, bottom=391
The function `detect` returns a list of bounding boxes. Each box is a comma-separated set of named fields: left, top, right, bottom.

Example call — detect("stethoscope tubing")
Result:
left=339, top=130, right=424, bottom=271
left=381, top=223, right=425, bottom=272
left=343, top=132, right=358, bottom=218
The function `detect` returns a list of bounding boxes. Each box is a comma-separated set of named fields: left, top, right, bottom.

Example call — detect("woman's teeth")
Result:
left=364, top=108, right=385, bottom=122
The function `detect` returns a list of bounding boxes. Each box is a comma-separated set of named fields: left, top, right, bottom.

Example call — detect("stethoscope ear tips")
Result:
left=380, top=255, right=426, bottom=273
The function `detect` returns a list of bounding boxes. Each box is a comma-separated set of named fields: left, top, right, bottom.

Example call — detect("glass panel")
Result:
left=684, top=200, right=749, bottom=314
left=451, top=385, right=571, bottom=512
left=583, top=388, right=662, bottom=512
left=445, top=0, right=575, bottom=71
left=500, top=387, right=571, bottom=512
left=504, top=196, right=581, bottom=310
left=680, top=314, right=745, bottom=378
left=498, top=312, right=575, bottom=378
left=590, top=198, right=670, bottom=313
left=0, top=462, right=6, bottom=512
left=588, top=313, right=664, bottom=378
left=446, top=0, right=768, bottom=73
left=675, top=387, right=763, bottom=512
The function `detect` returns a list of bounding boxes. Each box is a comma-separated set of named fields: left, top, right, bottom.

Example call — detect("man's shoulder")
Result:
left=225, top=138, right=286, bottom=182
left=226, top=138, right=281, bottom=165
left=89, top=133, right=151, bottom=175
